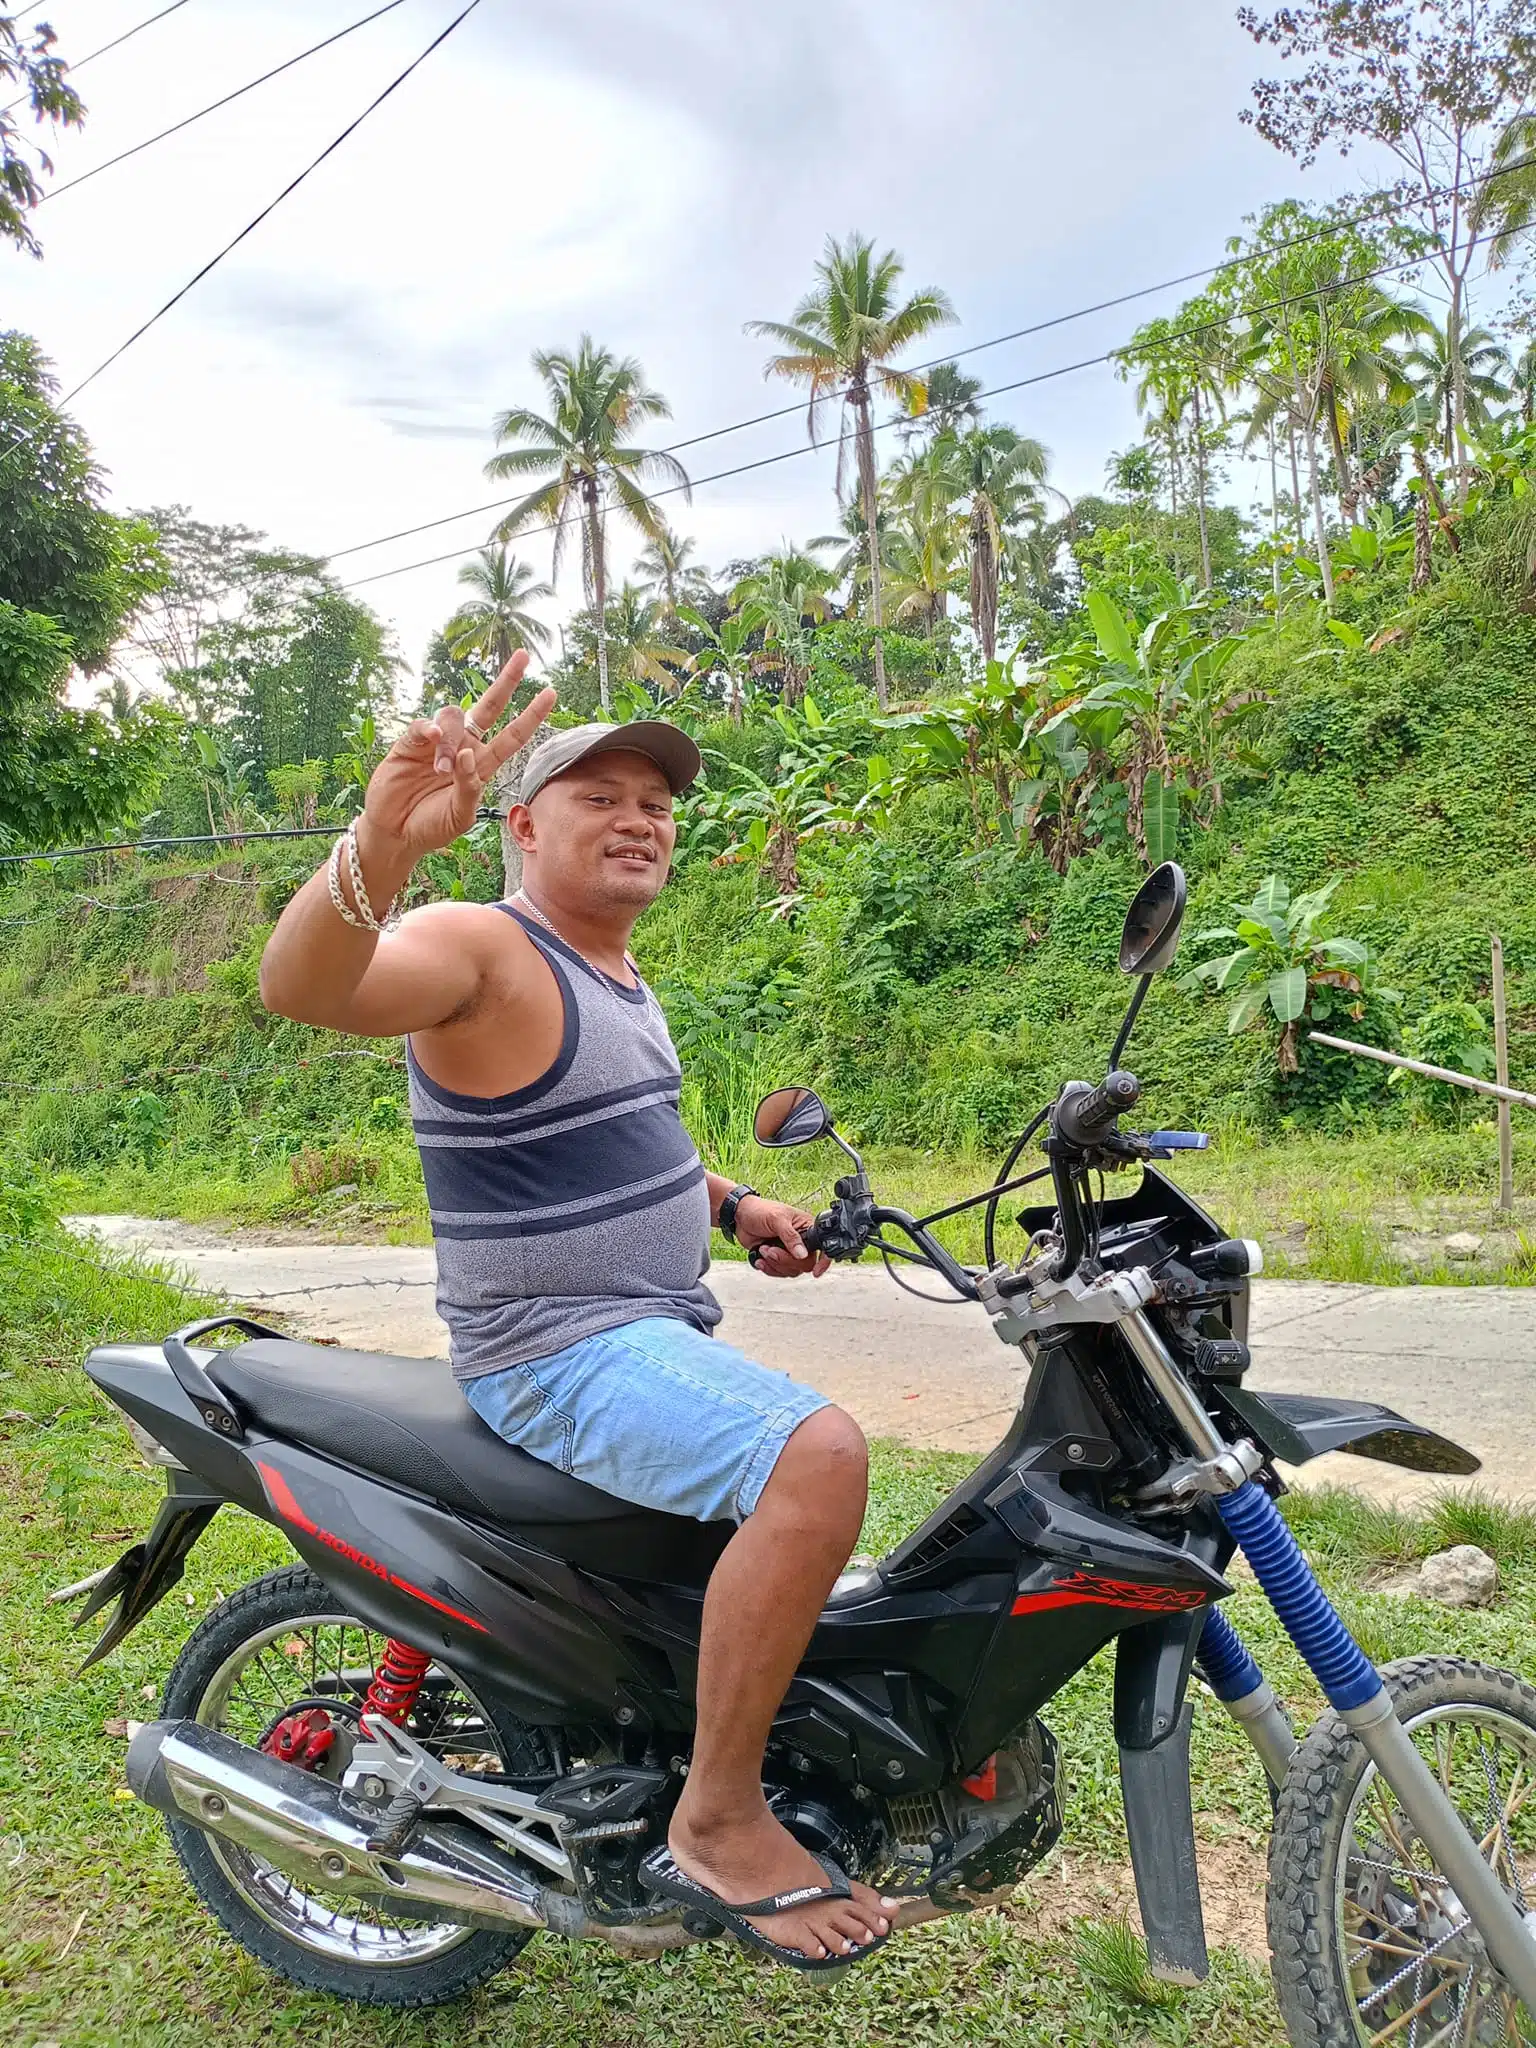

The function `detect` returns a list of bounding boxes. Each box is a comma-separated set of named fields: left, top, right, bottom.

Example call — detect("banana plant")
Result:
left=1178, top=874, right=1388, bottom=1073
left=1042, top=587, right=1256, bottom=861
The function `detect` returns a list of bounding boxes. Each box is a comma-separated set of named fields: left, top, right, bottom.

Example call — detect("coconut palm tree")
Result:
left=445, top=547, right=554, bottom=670
left=570, top=584, right=688, bottom=697
left=1470, top=110, right=1536, bottom=271
left=950, top=426, right=1051, bottom=661
left=485, top=337, right=690, bottom=710
left=898, top=359, right=983, bottom=446
left=634, top=524, right=708, bottom=615
left=1403, top=314, right=1513, bottom=458
left=747, top=233, right=955, bottom=707
left=730, top=549, right=835, bottom=706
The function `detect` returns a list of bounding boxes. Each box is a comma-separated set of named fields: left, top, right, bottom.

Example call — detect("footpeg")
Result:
left=364, top=1788, right=425, bottom=1857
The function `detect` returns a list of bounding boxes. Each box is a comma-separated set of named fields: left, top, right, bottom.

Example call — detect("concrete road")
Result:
left=69, top=1216, right=1536, bottom=1501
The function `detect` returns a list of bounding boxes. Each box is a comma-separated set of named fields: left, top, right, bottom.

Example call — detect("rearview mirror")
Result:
left=753, top=1086, right=833, bottom=1148
left=1119, top=862, right=1187, bottom=977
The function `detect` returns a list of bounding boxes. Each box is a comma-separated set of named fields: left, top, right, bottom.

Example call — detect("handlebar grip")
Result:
left=1055, top=1069, right=1140, bottom=1147
left=802, top=1213, right=832, bottom=1255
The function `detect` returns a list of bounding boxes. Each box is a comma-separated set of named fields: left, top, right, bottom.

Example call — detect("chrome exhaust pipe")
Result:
left=128, top=1719, right=547, bottom=1936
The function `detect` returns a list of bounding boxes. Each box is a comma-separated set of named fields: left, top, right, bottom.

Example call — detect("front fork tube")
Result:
left=1215, top=1477, right=1536, bottom=2012
left=1194, top=1607, right=1297, bottom=1791
left=1126, top=1302, right=1536, bottom=2007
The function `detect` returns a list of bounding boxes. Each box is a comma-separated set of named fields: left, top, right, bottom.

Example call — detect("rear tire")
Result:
left=1268, top=1655, right=1536, bottom=2047
left=160, top=1563, right=550, bottom=2010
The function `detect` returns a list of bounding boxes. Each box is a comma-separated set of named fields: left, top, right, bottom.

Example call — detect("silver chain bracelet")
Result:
left=326, top=820, right=397, bottom=933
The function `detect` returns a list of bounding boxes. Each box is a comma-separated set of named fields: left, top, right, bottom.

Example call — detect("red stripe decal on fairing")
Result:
left=1012, top=1571, right=1206, bottom=1617
left=257, top=1461, right=490, bottom=1635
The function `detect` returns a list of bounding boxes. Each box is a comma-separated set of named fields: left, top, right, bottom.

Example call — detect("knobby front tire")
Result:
left=1268, top=1654, right=1536, bottom=2048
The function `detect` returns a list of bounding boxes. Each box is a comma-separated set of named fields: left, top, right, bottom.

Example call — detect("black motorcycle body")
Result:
left=83, top=1158, right=1473, bottom=1950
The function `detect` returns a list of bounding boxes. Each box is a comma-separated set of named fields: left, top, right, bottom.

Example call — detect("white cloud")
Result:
left=12, top=0, right=1355, bottom=682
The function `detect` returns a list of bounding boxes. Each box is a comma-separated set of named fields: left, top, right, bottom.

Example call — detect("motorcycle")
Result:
left=67, top=862, right=1536, bottom=2041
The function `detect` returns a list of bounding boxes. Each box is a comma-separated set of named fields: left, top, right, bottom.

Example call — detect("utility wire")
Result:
left=0, top=810, right=503, bottom=865
left=323, top=158, right=1528, bottom=572
left=4, top=0, right=194, bottom=112
left=340, top=225, right=1503, bottom=594
left=33, top=0, right=483, bottom=417
left=52, top=0, right=195, bottom=75
left=41, top=0, right=413, bottom=203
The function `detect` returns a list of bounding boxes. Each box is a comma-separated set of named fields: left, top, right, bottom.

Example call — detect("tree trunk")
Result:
left=493, top=729, right=549, bottom=894
left=1412, top=488, right=1433, bottom=592
left=1267, top=424, right=1282, bottom=604
left=587, top=485, right=610, bottom=712
left=1192, top=385, right=1213, bottom=589
left=854, top=381, right=887, bottom=709
left=1324, top=382, right=1355, bottom=525
left=1286, top=418, right=1304, bottom=552
left=970, top=503, right=998, bottom=662
left=1304, top=420, right=1336, bottom=610
left=1448, top=280, right=1470, bottom=506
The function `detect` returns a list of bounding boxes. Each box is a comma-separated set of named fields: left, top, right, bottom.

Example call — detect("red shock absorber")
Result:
left=362, top=1638, right=433, bottom=1727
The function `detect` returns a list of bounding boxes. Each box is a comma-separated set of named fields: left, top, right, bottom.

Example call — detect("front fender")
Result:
left=1214, top=1387, right=1480, bottom=1476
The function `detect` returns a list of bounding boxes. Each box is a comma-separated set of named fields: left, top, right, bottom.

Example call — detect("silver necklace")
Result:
left=513, top=891, right=637, bottom=988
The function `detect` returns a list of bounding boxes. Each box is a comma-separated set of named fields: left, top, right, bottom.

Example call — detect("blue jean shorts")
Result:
left=462, top=1316, right=831, bottom=1524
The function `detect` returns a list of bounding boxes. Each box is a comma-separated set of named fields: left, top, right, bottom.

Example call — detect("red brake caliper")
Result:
left=262, top=1639, right=431, bottom=1773
left=262, top=1706, right=337, bottom=1770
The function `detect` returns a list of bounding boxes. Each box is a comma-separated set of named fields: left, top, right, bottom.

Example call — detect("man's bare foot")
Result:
left=668, top=1800, right=892, bottom=1961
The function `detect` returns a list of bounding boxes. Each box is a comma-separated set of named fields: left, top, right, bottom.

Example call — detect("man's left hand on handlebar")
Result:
left=736, top=1197, right=832, bottom=1280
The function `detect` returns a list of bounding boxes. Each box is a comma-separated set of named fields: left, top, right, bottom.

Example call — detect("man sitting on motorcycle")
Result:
left=258, top=653, right=894, bottom=1969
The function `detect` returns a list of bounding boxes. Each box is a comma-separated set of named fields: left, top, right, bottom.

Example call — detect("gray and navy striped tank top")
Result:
left=407, top=903, right=721, bottom=1385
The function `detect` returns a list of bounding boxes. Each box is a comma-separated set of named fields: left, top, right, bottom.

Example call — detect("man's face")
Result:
left=514, top=750, right=677, bottom=913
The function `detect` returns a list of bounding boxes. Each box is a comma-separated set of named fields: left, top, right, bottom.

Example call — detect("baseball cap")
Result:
left=516, top=720, right=702, bottom=805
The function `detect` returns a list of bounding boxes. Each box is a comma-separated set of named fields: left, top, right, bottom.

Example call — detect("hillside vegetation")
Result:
left=7, top=522, right=1536, bottom=1282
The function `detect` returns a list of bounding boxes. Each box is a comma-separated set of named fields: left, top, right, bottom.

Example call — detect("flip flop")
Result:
left=638, top=1844, right=890, bottom=1974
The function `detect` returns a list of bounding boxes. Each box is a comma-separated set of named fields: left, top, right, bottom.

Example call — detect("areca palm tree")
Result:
left=1122, top=305, right=1237, bottom=587
left=445, top=546, right=554, bottom=669
left=747, top=233, right=955, bottom=707
left=485, top=337, right=690, bottom=710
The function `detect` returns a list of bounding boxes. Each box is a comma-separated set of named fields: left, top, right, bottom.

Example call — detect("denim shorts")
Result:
left=462, top=1316, right=831, bottom=1525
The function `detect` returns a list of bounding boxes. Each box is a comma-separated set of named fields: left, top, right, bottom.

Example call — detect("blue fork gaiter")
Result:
left=1195, top=1606, right=1264, bottom=1703
left=1216, top=1480, right=1381, bottom=1712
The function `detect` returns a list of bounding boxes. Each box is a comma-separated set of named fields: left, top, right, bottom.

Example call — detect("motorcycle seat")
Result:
left=208, top=1338, right=734, bottom=1582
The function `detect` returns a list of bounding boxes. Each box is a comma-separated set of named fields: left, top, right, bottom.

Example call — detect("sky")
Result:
left=8, top=0, right=1376, bottom=682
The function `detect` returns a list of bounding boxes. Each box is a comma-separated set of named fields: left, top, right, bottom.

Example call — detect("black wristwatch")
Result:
left=717, top=1184, right=759, bottom=1245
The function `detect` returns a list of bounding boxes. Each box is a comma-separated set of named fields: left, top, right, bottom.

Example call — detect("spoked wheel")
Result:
left=159, top=1563, right=555, bottom=2009
left=1270, top=1656, right=1536, bottom=2047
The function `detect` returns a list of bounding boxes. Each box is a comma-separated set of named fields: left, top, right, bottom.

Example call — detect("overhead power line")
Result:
left=42, top=0, right=412, bottom=203
left=57, top=0, right=196, bottom=73
left=4, top=0, right=194, bottom=112
left=340, top=224, right=1502, bottom=595
left=322, top=159, right=1522, bottom=573
left=55, top=0, right=485, bottom=410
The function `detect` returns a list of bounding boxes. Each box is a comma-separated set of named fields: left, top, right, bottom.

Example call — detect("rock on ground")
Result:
left=1384, top=1545, right=1499, bottom=1607
left=1417, top=1544, right=1499, bottom=1607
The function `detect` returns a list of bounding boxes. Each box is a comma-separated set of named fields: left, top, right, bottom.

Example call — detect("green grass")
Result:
left=6, top=1228, right=1536, bottom=2043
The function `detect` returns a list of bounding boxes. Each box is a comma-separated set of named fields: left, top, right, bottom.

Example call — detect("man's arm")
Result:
left=258, top=659, right=554, bottom=1038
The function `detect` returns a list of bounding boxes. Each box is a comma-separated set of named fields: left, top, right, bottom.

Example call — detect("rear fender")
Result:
left=75, top=1468, right=227, bottom=1672
left=1215, top=1387, right=1480, bottom=1476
